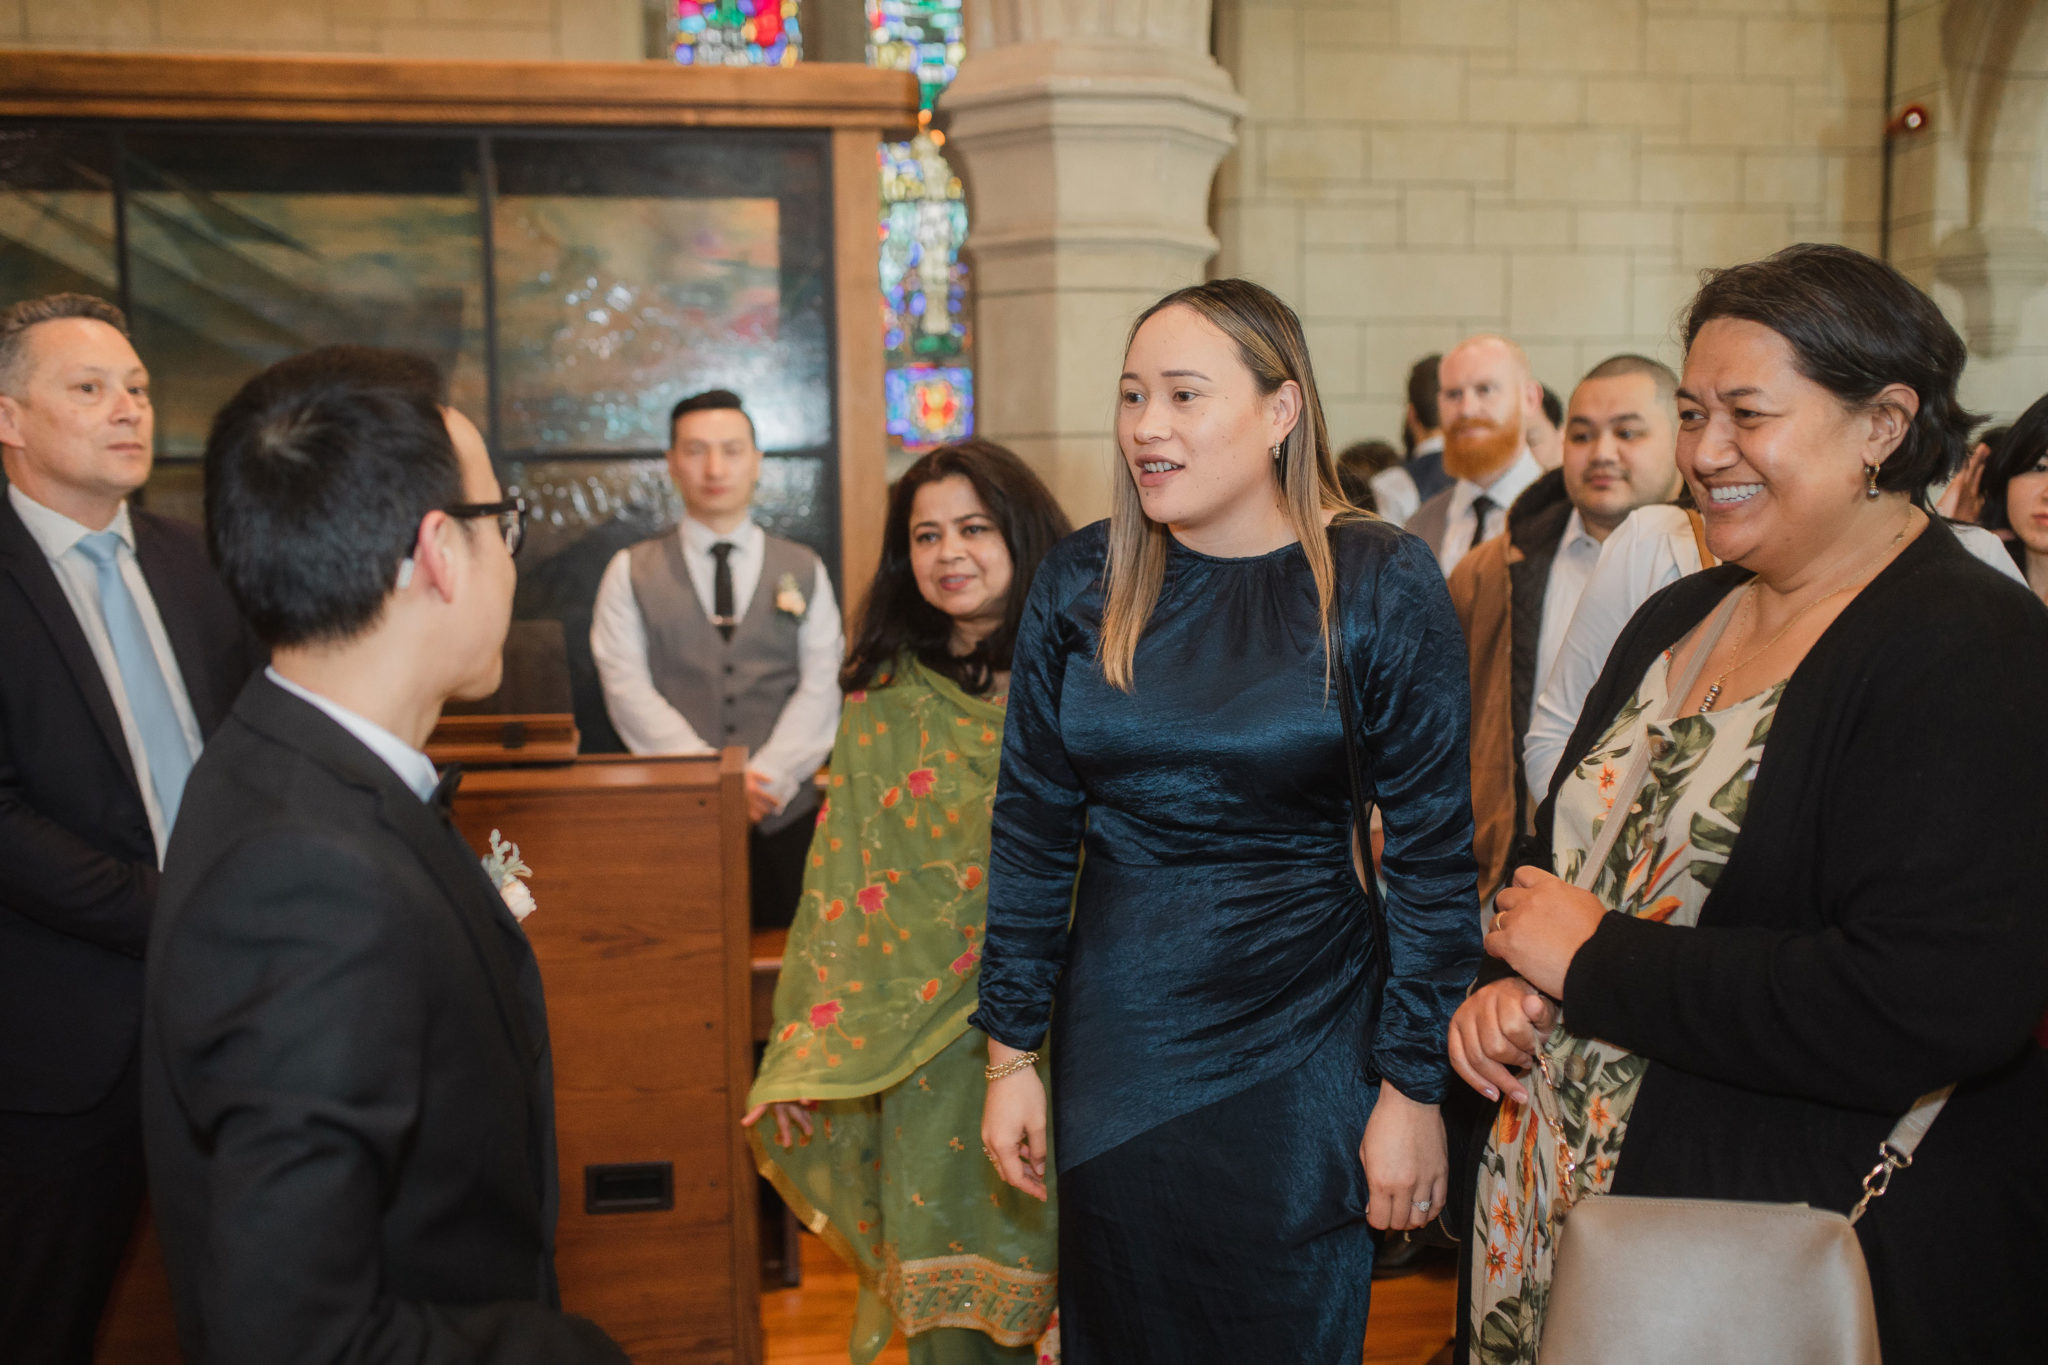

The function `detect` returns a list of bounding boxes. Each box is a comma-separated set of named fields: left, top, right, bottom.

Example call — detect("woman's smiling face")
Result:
left=1116, top=303, right=1295, bottom=536
left=1677, top=317, right=1904, bottom=578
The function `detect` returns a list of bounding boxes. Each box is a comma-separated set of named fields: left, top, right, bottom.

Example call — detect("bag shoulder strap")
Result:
left=1683, top=506, right=1718, bottom=569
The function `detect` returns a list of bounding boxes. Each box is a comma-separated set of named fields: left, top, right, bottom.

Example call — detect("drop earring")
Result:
left=1864, top=462, right=1881, bottom=499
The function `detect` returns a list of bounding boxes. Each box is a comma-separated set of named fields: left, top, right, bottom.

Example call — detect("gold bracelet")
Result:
left=984, top=1051, right=1040, bottom=1082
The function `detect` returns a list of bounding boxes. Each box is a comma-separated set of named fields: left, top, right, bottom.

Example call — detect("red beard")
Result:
left=1443, top=417, right=1522, bottom=483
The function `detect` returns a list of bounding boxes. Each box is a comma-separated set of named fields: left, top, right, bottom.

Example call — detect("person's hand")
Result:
left=980, top=1040, right=1048, bottom=1201
left=1448, top=976, right=1559, bottom=1105
left=741, top=1099, right=816, bottom=1148
left=745, top=770, right=782, bottom=824
left=1358, top=1082, right=1448, bottom=1232
left=1936, top=439, right=1992, bottom=522
left=1487, top=866, right=1607, bottom=998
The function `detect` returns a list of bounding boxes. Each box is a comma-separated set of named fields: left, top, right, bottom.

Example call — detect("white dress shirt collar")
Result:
left=1414, top=433, right=1445, bottom=459
left=1449, top=445, right=1542, bottom=522
left=679, top=513, right=761, bottom=559
left=265, top=667, right=441, bottom=804
left=9, top=484, right=134, bottom=559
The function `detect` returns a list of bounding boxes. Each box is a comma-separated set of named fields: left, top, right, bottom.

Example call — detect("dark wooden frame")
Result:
left=0, top=49, right=916, bottom=598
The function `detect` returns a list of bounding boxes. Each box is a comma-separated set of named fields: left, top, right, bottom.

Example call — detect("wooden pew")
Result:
left=99, top=747, right=761, bottom=1364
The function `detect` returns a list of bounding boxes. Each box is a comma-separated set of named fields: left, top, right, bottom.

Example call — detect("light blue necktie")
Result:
left=75, top=530, right=194, bottom=829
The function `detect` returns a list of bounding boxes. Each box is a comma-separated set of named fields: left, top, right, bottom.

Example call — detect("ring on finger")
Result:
left=1490, top=910, right=1506, bottom=933
left=1412, top=1199, right=1433, bottom=1212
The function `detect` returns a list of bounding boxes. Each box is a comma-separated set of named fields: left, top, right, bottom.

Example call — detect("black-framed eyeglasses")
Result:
left=445, top=495, right=526, bottom=558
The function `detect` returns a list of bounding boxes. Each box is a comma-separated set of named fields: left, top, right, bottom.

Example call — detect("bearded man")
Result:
left=1406, top=335, right=1547, bottom=576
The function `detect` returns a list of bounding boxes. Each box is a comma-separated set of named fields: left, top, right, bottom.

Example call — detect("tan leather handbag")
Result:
left=1533, top=589, right=1950, bottom=1365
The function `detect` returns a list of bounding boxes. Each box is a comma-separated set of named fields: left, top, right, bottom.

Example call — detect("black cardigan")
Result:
left=1525, top=518, right=2048, bottom=1365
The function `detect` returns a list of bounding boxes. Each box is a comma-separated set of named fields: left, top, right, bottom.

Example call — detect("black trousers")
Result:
left=0, top=1049, right=147, bottom=1365
left=748, top=809, right=817, bottom=931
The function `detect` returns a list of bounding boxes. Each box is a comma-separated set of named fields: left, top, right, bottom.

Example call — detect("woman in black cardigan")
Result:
left=1450, top=244, right=2048, bottom=1365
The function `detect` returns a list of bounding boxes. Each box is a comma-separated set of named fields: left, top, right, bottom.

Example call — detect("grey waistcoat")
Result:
left=627, top=530, right=823, bottom=834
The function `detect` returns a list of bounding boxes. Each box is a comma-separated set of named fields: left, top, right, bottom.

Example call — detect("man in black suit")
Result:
left=142, top=347, right=626, bottom=1363
left=0, top=294, right=262, bottom=1363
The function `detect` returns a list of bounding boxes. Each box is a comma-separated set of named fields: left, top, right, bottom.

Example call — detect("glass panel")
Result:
left=119, top=131, right=486, bottom=459
left=867, top=0, right=973, bottom=470
left=491, top=133, right=833, bottom=458
left=669, top=0, right=803, bottom=66
left=0, top=128, right=119, bottom=312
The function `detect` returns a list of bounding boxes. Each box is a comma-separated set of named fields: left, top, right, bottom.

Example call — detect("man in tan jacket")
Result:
left=1447, top=354, right=1682, bottom=907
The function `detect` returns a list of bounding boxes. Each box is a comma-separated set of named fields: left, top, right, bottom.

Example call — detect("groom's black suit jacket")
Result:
left=141, top=676, right=626, bottom=1364
left=0, top=494, right=260, bottom=1117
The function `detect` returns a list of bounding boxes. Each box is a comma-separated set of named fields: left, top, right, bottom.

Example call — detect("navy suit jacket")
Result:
left=0, top=492, right=261, bottom=1116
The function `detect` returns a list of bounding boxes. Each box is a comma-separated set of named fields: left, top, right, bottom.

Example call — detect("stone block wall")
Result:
left=0, top=0, right=640, bottom=61
left=1213, top=0, right=1898, bottom=445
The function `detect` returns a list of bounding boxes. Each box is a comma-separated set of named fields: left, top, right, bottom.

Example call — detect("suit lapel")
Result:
left=131, top=513, right=222, bottom=732
left=0, top=496, right=141, bottom=795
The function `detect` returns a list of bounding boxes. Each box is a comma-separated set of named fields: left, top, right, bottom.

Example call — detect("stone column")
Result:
left=942, top=0, right=1244, bottom=523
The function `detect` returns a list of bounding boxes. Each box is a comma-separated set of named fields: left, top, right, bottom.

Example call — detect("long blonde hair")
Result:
left=1099, top=278, right=1362, bottom=692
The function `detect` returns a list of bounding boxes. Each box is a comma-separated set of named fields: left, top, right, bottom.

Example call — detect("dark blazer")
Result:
left=1528, top=519, right=2048, bottom=1365
left=0, top=494, right=260, bottom=1115
left=142, top=677, right=626, bottom=1365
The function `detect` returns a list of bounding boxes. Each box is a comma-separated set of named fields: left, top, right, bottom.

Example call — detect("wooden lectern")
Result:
left=98, top=746, right=762, bottom=1364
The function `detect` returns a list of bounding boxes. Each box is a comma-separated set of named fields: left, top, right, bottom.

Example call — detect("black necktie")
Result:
left=1470, top=493, right=1499, bottom=544
left=709, top=542, right=737, bottom=643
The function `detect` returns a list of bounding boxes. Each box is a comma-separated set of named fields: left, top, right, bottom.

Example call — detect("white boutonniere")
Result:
left=482, top=829, right=536, bottom=923
left=775, top=571, right=807, bottom=618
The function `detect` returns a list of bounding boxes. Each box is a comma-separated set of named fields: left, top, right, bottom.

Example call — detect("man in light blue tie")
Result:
left=0, top=293, right=261, bottom=1363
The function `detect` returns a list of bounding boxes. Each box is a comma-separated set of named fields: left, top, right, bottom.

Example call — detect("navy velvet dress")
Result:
left=970, top=517, right=1482, bottom=1363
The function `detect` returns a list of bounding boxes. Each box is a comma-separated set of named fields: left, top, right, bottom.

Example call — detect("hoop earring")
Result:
left=1271, top=441, right=1284, bottom=461
left=1864, top=462, right=1881, bottom=499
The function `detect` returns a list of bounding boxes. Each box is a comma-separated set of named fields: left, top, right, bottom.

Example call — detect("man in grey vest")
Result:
left=590, top=390, right=841, bottom=929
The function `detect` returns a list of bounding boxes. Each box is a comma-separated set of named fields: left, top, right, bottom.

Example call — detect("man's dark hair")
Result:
left=0, top=293, right=130, bottom=395
left=1581, top=353, right=1679, bottom=408
left=1978, top=406, right=2045, bottom=538
left=1540, top=384, right=1564, bottom=429
left=1683, top=243, right=1980, bottom=500
left=842, top=438, right=1071, bottom=696
left=668, top=388, right=756, bottom=447
left=205, top=346, right=460, bottom=649
left=1405, top=355, right=1441, bottom=447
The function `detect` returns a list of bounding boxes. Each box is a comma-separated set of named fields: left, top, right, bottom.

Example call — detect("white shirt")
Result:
left=1533, top=508, right=1605, bottom=709
left=11, top=485, right=202, bottom=862
left=264, top=667, right=440, bottom=803
left=589, top=514, right=842, bottom=809
left=1367, top=433, right=1443, bottom=529
left=1438, top=446, right=1543, bottom=577
left=1521, top=506, right=2032, bottom=802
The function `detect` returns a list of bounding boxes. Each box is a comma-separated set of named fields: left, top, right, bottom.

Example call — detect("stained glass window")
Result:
left=868, top=0, right=973, bottom=460
left=669, top=0, right=801, bottom=68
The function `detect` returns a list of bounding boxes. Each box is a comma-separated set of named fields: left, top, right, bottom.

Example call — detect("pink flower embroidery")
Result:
left=950, top=947, right=980, bottom=976
left=809, top=999, right=842, bottom=1029
left=857, top=884, right=887, bottom=915
left=905, top=767, right=937, bottom=798
left=847, top=690, right=867, bottom=704
left=815, top=798, right=831, bottom=827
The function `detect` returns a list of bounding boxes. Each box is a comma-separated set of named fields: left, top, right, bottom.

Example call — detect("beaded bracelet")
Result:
left=984, top=1051, right=1040, bottom=1082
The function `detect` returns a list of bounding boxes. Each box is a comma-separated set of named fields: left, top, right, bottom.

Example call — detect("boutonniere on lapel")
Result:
left=482, top=829, right=536, bottom=923
left=775, top=571, right=807, bottom=619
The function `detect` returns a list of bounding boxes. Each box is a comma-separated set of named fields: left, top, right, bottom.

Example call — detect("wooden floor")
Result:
left=763, top=1234, right=1458, bottom=1365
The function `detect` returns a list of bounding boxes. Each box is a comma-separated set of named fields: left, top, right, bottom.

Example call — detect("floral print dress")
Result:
left=1468, top=650, right=1784, bottom=1365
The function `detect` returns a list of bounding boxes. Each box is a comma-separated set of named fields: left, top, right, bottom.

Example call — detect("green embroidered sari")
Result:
left=748, top=657, right=1058, bottom=1364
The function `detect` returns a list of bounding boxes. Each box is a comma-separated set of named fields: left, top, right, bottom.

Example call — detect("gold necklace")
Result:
left=1696, top=512, right=1914, bottom=715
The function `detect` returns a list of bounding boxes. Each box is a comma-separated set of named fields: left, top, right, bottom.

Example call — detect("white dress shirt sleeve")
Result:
left=1523, top=506, right=1700, bottom=802
left=1368, top=466, right=1420, bottom=528
left=588, top=548, right=716, bottom=757
left=1953, top=523, right=2030, bottom=585
left=748, top=558, right=845, bottom=808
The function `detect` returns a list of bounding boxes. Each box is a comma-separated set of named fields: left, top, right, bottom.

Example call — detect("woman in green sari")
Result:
left=745, top=439, right=1071, bottom=1365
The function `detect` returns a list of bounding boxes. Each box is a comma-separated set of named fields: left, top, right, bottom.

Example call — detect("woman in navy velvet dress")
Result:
left=971, top=279, right=1483, bottom=1363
